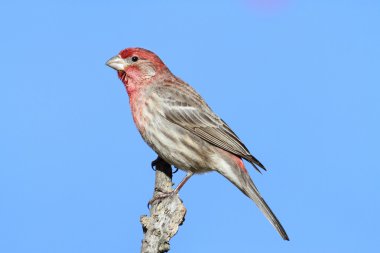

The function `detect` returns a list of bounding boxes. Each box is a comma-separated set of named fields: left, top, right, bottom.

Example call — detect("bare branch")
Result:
left=140, top=158, right=186, bottom=253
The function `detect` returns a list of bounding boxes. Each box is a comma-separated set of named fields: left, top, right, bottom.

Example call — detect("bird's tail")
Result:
left=219, top=164, right=289, bottom=241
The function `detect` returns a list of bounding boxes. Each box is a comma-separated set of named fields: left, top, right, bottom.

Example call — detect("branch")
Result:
left=140, top=158, right=187, bottom=253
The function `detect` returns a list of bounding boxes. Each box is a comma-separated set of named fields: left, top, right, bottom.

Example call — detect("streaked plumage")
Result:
left=106, top=48, right=289, bottom=240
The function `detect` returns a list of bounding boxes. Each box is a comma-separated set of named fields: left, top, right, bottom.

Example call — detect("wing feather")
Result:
left=154, top=82, right=266, bottom=172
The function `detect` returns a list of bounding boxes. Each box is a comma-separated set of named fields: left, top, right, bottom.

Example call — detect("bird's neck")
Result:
left=124, top=78, right=146, bottom=96
left=128, top=88, right=147, bottom=135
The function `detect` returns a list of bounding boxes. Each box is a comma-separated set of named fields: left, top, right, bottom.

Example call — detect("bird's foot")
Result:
left=151, top=156, right=179, bottom=174
left=151, top=157, right=164, bottom=171
left=147, top=189, right=176, bottom=208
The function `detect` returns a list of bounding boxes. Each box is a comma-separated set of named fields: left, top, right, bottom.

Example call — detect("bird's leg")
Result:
left=148, top=172, right=194, bottom=207
left=173, top=172, right=193, bottom=194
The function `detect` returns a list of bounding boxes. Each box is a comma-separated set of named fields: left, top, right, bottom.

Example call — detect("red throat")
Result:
left=117, top=70, right=130, bottom=93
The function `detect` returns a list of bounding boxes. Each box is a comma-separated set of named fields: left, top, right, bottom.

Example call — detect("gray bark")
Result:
left=140, top=158, right=186, bottom=253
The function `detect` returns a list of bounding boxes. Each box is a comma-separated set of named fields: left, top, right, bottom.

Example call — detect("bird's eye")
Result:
left=131, top=56, right=139, bottom=62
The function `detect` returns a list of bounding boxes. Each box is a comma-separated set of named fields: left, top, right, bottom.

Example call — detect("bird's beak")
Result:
left=106, top=55, right=126, bottom=71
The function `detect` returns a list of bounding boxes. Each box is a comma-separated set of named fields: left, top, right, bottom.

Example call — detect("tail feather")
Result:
left=220, top=164, right=289, bottom=240
left=243, top=176, right=289, bottom=240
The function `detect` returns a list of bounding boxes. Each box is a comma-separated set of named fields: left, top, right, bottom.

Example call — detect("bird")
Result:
left=106, top=47, right=289, bottom=240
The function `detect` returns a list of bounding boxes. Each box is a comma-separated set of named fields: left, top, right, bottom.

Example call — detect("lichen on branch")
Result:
left=140, top=158, right=186, bottom=253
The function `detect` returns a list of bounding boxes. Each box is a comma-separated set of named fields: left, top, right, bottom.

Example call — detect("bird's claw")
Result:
left=151, top=157, right=179, bottom=174
left=147, top=190, right=175, bottom=209
left=151, top=157, right=162, bottom=171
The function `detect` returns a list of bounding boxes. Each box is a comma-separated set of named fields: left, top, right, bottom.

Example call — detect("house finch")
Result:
left=106, top=48, right=289, bottom=240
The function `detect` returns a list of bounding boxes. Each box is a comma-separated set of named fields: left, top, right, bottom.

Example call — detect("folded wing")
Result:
left=154, top=81, right=266, bottom=172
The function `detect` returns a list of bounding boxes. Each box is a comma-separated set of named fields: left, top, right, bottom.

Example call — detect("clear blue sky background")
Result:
left=1, top=1, right=379, bottom=252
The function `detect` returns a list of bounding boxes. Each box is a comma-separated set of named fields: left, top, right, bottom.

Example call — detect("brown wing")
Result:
left=154, top=82, right=266, bottom=172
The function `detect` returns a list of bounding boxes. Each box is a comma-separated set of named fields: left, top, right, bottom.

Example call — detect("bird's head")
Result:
left=106, top=48, right=167, bottom=90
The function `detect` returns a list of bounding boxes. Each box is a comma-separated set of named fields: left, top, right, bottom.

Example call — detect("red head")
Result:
left=106, top=48, right=168, bottom=93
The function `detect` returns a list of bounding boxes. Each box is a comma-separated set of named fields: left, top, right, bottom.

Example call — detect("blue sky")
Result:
left=1, top=1, right=380, bottom=252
